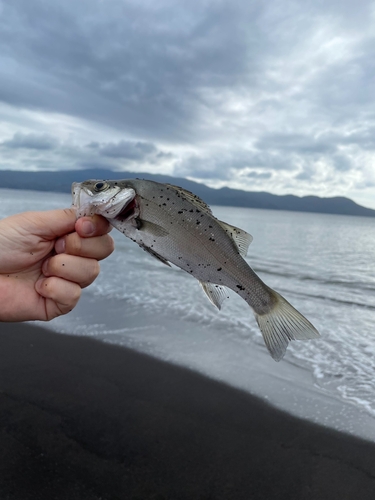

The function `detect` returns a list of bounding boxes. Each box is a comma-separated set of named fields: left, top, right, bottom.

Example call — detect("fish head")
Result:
left=72, top=179, right=136, bottom=219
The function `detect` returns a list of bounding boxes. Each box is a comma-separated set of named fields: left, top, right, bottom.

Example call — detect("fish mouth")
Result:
left=71, top=181, right=136, bottom=219
left=71, top=182, right=82, bottom=210
left=117, top=197, right=138, bottom=221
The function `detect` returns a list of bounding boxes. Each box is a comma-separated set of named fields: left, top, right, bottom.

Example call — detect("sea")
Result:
left=1, top=188, right=375, bottom=440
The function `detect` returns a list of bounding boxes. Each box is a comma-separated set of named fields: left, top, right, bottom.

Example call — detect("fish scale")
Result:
left=72, top=178, right=320, bottom=361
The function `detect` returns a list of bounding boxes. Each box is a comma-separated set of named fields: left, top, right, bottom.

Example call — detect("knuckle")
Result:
left=48, top=255, right=66, bottom=275
left=43, top=256, right=57, bottom=275
left=81, top=260, right=100, bottom=288
left=66, top=233, right=82, bottom=255
left=89, top=260, right=100, bottom=279
left=71, top=285, right=82, bottom=303
left=107, top=235, right=115, bottom=254
left=63, top=208, right=73, bottom=217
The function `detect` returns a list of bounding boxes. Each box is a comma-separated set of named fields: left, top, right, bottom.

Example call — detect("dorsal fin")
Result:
left=166, top=183, right=252, bottom=257
left=217, top=220, right=253, bottom=257
left=166, top=184, right=213, bottom=215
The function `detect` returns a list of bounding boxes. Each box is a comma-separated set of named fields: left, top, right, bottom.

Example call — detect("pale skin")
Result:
left=0, top=208, right=114, bottom=322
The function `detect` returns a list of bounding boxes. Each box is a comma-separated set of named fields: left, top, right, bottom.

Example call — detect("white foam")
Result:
left=2, top=189, right=375, bottom=437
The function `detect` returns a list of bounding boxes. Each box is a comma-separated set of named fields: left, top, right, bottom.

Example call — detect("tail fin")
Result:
left=254, top=290, right=319, bottom=362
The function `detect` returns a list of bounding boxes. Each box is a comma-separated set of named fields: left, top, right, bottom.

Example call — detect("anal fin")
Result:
left=200, top=281, right=229, bottom=310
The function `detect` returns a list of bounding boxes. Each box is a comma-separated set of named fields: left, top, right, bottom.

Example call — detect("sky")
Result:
left=0, top=0, right=375, bottom=208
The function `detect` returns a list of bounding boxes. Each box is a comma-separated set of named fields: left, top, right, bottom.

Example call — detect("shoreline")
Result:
left=45, top=293, right=375, bottom=442
left=1, top=322, right=375, bottom=499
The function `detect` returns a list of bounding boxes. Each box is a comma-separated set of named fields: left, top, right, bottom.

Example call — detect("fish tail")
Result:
left=254, top=289, right=319, bottom=362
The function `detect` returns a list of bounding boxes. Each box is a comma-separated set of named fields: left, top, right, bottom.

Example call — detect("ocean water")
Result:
left=1, top=188, right=375, bottom=437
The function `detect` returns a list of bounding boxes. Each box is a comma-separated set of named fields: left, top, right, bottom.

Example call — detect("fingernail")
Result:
left=82, top=220, right=95, bottom=235
left=35, top=278, right=46, bottom=293
left=42, top=258, right=50, bottom=275
left=55, top=238, right=66, bottom=254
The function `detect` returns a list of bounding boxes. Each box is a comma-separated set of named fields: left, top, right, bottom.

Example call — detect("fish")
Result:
left=72, top=178, right=319, bottom=361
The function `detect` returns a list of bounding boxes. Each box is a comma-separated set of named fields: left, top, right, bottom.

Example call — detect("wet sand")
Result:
left=1, top=322, right=375, bottom=500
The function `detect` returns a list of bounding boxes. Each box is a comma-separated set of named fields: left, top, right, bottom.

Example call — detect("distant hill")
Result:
left=1, top=169, right=375, bottom=218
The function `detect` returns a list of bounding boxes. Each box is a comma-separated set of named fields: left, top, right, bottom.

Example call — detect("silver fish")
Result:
left=72, top=178, right=319, bottom=360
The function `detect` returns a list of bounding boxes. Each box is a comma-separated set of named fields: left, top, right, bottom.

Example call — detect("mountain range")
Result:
left=2, top=169, right=374, bottom=218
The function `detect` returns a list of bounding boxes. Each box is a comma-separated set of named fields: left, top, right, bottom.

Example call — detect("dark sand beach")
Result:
left=1, top=323, right=375, bottom=500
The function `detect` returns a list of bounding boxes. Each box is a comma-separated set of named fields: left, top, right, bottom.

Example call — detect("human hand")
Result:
left=0, top=209, right=114, bottom=322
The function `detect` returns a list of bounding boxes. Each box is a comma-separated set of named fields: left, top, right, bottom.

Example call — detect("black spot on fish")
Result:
left=196, top=221, right=201, bottom=225
left=217, top=267, right=222, bottom=271
left=178, top=211, right=183, bottom=214
left=236, top=285, right=245, bottom=291
left=189, top=209, right=194, bottom=212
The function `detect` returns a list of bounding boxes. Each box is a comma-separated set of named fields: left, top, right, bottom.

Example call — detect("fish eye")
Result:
left=94, top=181, right=109, bottom=192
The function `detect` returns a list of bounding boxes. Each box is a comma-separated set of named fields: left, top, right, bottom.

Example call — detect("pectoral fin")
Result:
left=139, top=243, right=171, bottom=267
left=139, top=220, right=169, bottom=237
left=200, top=281, right=229, bottom=310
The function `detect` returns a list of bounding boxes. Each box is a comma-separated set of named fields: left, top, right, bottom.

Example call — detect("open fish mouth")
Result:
left=71, top=181, right=136, bottom=219
left=116, top=197, right=139, bottom=221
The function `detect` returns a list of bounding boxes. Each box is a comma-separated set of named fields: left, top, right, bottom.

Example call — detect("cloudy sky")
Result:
left=1, top=0, right=375, bottom=208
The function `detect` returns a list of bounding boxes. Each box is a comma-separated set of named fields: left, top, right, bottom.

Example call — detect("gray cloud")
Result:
left=1, top=132, right=58, bottom=150
left=0, top=0, right=374, bottom=206
left=0, top=0, right=265, bottom=141
left=95, top=140, right=158, bottom=160
left=255, top=133, right=337, bottom=156
left=0, top=135, right=175, bottom=173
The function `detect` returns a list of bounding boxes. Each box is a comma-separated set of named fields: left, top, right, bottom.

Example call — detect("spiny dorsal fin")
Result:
left=166, top=184, right=213, bottom=215
left=200, top=281, right=229, bottom=310
left=217, top=220, right=253, bottom=257
left=166, top=184, right=252, bottom=257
